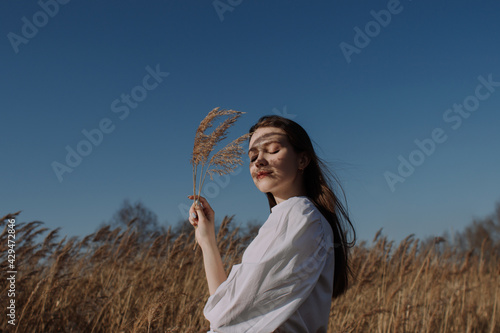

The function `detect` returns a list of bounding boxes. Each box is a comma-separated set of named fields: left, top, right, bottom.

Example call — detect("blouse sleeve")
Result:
left=203, top=203, right=334, bottom=333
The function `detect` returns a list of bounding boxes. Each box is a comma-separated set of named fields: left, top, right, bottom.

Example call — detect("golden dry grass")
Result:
left=190, top=107, right=250, bottom=200
left=1, top=211, right=499, bottom=333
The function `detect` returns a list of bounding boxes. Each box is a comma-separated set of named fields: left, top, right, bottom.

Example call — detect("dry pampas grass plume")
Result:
left=190, top=107, right=251, bottom=250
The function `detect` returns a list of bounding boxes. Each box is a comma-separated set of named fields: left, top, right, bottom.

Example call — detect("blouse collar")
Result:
left=271, top=195, right=310, bottom=214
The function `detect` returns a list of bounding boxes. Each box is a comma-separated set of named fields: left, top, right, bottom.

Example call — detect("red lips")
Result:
left=256, top=170, right=272, bottom=179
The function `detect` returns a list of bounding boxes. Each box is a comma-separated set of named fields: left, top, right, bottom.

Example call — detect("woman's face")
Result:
left=248, top=126, right=309, bottom=203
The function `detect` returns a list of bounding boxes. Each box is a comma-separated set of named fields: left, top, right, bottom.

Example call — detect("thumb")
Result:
left=194, top=202, right=206, bottom=218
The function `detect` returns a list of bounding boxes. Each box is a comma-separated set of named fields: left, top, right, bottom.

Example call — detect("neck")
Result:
left=273, top=179, right=307, bottom=204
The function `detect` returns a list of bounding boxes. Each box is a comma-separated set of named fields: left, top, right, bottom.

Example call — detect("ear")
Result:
left=298, top=151, right=310, bottom=170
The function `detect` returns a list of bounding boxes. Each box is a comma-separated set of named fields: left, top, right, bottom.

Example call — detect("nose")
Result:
left=254, top=152, right=268, bottom=168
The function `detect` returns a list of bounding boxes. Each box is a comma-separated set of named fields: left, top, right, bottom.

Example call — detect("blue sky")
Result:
left=1, top=0, right=499, bottom=243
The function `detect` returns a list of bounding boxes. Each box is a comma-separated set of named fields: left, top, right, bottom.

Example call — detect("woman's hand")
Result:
left=188, top=195, right=216, bottom=248
left=189, top=196, right=227, bottom=295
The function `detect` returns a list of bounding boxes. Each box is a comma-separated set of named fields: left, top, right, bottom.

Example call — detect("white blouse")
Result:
left=203, top=196, right=335, bottom=333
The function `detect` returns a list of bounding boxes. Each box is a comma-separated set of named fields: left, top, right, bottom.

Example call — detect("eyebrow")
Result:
left=248, top=133, right=285, bottom=155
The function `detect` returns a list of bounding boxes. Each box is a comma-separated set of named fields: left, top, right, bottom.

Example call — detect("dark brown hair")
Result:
left=248, top=115, right=356, bottom=298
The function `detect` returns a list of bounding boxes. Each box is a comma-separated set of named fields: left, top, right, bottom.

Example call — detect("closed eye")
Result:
left=250, top=150, right=279, bottom=162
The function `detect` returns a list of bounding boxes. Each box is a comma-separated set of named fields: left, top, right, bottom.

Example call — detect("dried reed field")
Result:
left=1, top=209, right=499, bottom=333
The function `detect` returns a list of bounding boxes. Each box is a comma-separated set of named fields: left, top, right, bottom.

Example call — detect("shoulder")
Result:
left=289, top=196, right=318, bottom=215
left=273, top=196, right=315, bottom=216
left=278, top=197, right=333, bottom=248
left=282, top=196, right=323, bottom=227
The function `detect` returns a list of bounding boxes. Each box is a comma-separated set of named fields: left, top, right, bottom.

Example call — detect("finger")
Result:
left=188, top=194, right=205, bottom=205
left=188, top=195, right=205, bottom=209
left=188, top=215, right=198, bottom=227
left=194, top=195, right=209, bottom=206
left=188, top=195, right=212, bottom=218
left=188, top=201, right=196, bottom=214
left=188, top=201, right=200, bottom=217
left=193, top=196, right=213, bottom=215
left=194, top=203, right=206, bottom=217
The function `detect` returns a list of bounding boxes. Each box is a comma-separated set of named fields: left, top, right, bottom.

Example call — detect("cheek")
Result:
left=269, top=156, right=292, bottom=171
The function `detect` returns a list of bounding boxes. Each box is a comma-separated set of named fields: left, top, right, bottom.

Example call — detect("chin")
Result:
left=256, top=185, right=271, bottom=193
left=254, top=182, right=272, bottom=193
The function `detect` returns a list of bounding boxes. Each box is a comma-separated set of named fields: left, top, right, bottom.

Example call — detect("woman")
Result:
left=188, top=115, right=355, bottom=332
